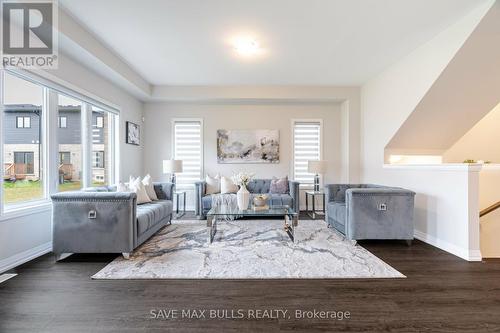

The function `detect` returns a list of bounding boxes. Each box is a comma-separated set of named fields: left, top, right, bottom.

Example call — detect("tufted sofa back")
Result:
left=246, top=179, right=275, bottom=194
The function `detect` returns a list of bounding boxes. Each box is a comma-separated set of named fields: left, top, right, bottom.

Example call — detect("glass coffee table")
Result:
left=206, top=205, right=299, bottom=244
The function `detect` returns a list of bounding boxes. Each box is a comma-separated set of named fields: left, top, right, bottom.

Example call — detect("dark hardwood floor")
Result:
left=1, top=213, right=500, bottom=332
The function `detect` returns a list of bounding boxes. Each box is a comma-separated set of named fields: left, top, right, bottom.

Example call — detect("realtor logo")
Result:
left=1, top=0, right=58, bottom=68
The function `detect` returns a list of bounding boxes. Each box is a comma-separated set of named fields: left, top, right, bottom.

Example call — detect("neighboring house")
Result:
left=3, top=104, right=107, bottom=183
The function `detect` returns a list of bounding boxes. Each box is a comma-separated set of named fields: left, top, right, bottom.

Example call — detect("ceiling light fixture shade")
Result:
left=233, top=37, right=260, bottom=56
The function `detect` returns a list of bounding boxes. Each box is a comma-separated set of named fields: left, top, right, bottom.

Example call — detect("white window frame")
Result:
left=58, top=116, right=67, bottom=128
left=171, top=118, right=204, bottom=191
left=0, top=69, right=120, bottom=219
left=16, top=116, right=31, bottom=128
left=95, top=115, right=104, bottom=128
left=291, top=119, right=324, bottom=189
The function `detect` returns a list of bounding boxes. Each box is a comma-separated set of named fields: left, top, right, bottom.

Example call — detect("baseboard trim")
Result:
left=414, top=230, right=482, bottom=262
left=0, top=242, right=52, bottom=274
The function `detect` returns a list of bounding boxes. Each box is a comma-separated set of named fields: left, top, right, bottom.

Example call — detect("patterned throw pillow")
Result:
left=269, top=176, right=289, bottom=194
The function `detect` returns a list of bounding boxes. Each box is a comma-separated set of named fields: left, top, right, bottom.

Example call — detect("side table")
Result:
left=174, top=191, right=186, bottom=218
left=305, top=191, right=325, bottom=220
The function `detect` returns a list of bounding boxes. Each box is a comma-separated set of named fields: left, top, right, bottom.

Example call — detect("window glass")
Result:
left=57, top=94, right=82, bottom=192
left=91, top=106, right=113, bottom=186
left=2, top=72, right=44, bottom=207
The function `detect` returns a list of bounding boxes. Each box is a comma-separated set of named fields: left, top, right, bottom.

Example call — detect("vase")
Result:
left=237, top=184, right=250, bottom=210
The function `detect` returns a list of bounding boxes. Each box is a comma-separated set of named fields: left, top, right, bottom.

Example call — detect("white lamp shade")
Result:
left=308, top=160, right=327, bottom=174
left=163, top=159, right=183, bottom=173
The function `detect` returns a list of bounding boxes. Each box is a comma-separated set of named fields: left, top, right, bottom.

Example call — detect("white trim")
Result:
left=47, top=90, right=59, bottom=196
left=0, top=70, right=4, bottom=216
left=0, top=202, right=51, bottom=222
left=0, top=241, right=52, bottom=274
left=414, top=230, right=482, bottom=262
left=383, top=163, right=483, bottom=172
left=81, top=104, right=92, bottom=188
left=113, top=114, right=120, bottom=183
left=0, top=273, right=17, bottom=284
left=6, top=68, right=121, bottom=114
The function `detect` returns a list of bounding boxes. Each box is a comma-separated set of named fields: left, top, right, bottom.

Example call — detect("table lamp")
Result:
left=308, top=160, right=327, bottom=192
left=163, top=159, right=183, bottom=188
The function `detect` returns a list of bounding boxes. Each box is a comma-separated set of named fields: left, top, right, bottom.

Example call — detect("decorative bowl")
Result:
left=253, top=195, right=268, bottom=207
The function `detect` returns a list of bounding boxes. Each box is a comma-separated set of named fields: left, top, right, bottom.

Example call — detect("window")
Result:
left=95, top=116, right=104, bottom=128
left=1, top=69, right=119, bottom=213
left=173, top=120, right=203, bottom=190
left=14, top=152, right=35, bottom=174
left=292, top=120, right=322, bottom=188
left=58, top=116, right=67, bottom=128
left=59, top=152, right=71, bottom=164
left=92, top=151, right=105, bottom=168
left=91, top=106, right=116, bottom=186
left=2, top=73, right=45, bottom=207
left=58, top=94, right=82, bottom=192
left=16, top=116, right=31, bottom=128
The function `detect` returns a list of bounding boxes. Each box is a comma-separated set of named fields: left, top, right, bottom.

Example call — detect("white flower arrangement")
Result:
left=231, top=171, right=255, bottom=187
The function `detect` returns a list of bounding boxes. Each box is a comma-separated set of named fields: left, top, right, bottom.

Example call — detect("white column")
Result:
left=0, top=70, right=4, bottom=215
left=45, top=89, right=59, bottom=196
left=81, top=103, right=92, bottom=188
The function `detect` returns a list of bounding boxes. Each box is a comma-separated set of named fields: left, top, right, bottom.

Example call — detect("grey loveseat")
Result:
left=324, top=184, right=415, bottom=242
left=51, top=182, right=174, bottom=259
left=195, top=179, right=300, bottom=219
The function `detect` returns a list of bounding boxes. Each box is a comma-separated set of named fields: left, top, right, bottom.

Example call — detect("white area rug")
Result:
left=92, top=219, right=404, bottom=279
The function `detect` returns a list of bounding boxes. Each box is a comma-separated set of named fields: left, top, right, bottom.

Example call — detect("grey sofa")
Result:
left=51, top=182, right=174, bottom=259
left=195, top=178, right=300, bottom=219
left=324, top=184, right=415, bottom=242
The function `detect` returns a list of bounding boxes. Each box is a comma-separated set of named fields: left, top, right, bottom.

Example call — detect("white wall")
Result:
left=478, top=166, right=500, bottom=258
left=360, top=3, right=491, bottom=261
left=144, top=102, right=343, bottom=209
left=444, top=103, right=500, bottom=163
left=0, top=53, right=144, bottom=273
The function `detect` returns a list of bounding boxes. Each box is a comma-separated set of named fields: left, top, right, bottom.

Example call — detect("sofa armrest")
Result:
left=51, top=191, right=137, bottom=201
left=51, top=191, right=138, bottom=253
left=153, top=182, right=175, bottom=201
left=346, top=188, right=416, bottom=197
left=195, top=181, right=207, bottom=216
left=288, top=180, right=300, bottom=213
left=345, top=188, right=415, bottom=239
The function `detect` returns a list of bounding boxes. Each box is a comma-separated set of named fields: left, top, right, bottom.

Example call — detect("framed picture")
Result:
left=126, top=121, right=140, bottom=145
left=217, top=129, right=279, bottom=164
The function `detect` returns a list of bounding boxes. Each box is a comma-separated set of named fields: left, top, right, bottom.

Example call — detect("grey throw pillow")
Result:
left=269, top=177, right=289, bottom=194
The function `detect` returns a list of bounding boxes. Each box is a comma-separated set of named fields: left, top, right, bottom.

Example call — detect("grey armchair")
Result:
left=324, top=184, right=415, bottom=242
left=195, top=178, right=300, bottom=219
left=51, top=182, right=174, bottom=260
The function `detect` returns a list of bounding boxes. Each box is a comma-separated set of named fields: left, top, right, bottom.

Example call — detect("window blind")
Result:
left=293, top=121, right=321, bottom=187
left=173, top=121, right=202, bottom=189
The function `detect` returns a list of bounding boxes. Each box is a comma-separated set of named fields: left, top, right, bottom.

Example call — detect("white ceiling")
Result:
left=59, top=0, right=489, bottom=86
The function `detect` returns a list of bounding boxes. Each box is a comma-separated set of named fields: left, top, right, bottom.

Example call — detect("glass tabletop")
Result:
left=207, top=205, right=296, bottom=216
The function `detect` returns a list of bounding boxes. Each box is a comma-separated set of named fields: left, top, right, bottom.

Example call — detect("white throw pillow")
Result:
left=142, top=174, right=158, bottom=200
left=116, top=182, right=130, bottom=192
left=205, top=174, right=220, bottom=195
left=130, top=177, right=152, bottom=204
left=221, top=176, right=238, bottom=194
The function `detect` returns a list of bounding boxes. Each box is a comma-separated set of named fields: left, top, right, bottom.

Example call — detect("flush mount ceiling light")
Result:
left=233, top=37, right=261, bottom=57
